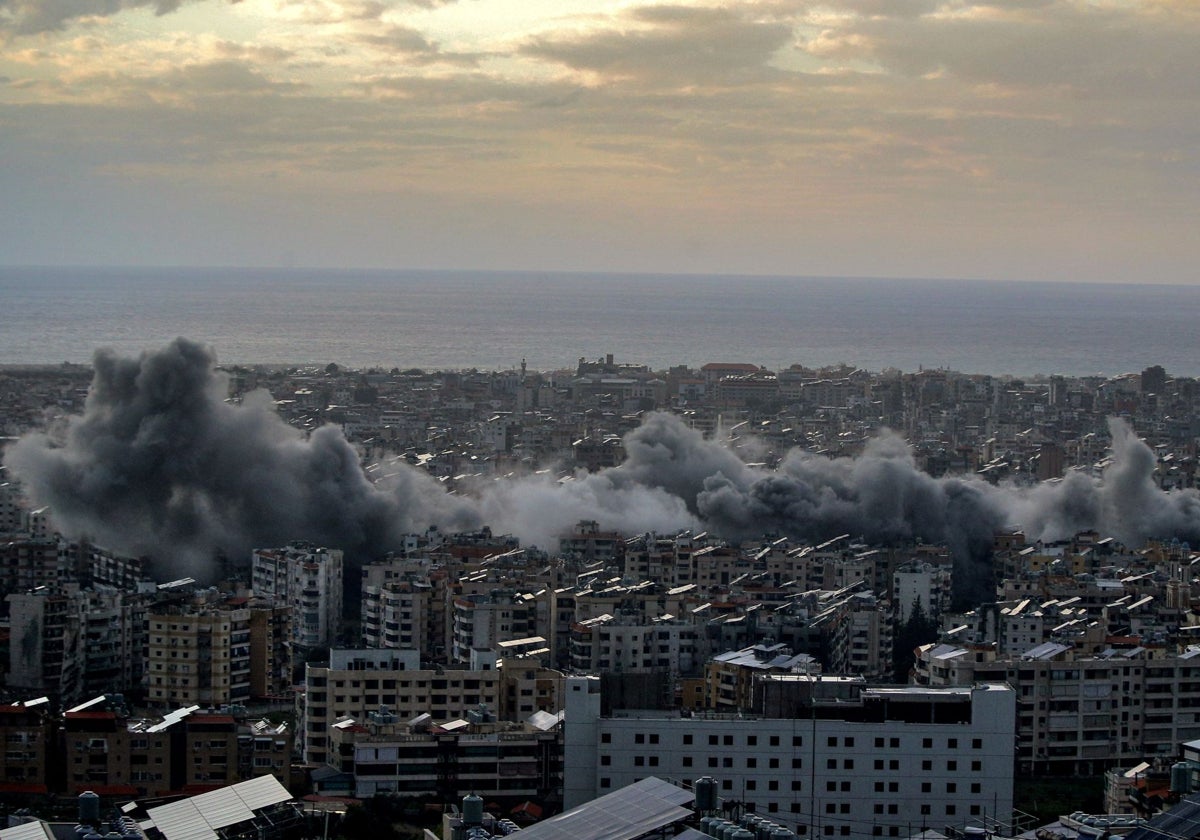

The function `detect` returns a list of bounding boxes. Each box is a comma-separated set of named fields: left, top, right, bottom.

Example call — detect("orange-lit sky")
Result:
left=2, top=0, right=1197, bottom=282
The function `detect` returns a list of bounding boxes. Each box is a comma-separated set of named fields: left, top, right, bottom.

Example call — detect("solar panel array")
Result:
left=146, top=775, right=292, bottom=840
left=512, top=776, right=695, bottom=840
left=1125, top=794, right=1200, bottom=840
left=0, top=821, right=55, bottom=840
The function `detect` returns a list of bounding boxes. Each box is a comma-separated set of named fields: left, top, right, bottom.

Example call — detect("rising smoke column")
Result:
left=2, top=338, right=479, bottom=577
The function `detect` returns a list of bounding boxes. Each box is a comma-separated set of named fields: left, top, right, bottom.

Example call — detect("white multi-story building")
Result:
left=915, top=641, right=1200, bottom=775
left=569, top=613, right=701, bottom=676
left=563, top=675, right=1016, bottom=839
left=300, top=648, right=565, bottom=766
left=892, top=561, right=952, bottom=624
left=251, top=542, right=344, bottom=650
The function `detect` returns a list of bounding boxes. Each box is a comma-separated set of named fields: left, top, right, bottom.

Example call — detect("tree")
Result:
left=892, top=597, right=939, bottom=683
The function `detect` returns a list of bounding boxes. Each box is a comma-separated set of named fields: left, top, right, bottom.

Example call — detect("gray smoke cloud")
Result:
left=6, top=339, right=1200, bottom=591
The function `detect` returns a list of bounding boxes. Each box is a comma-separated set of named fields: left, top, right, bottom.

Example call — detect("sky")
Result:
left=0, top=0, right=1197, bottom=283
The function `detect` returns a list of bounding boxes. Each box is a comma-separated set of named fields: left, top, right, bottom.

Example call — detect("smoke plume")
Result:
left=6, top=339, right=1200, bottom=588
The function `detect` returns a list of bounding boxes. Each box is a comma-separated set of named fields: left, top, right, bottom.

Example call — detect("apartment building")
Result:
left=300, top=648, right=564, bottom=766
left=0, top=699, right=52, bottom=793
left=563, top=675, right=1016, bottom=838
left=7, top=587, right=85, bottom=705
left=915, top=641, right=1200, bottom=775
left=329, top=714, right=563, bottom=800
left=569, top=613, right=702, bottom=677
left=251, top=542, right=344, bottom=651
left=61, top=701, right=292, bottom=796
left=146, top=605, right=249, bottom=708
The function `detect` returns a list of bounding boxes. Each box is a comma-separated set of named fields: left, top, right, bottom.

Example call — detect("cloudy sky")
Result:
left=1, top=0, right=1197, bottom=282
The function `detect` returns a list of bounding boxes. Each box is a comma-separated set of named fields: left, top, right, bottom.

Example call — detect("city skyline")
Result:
left=2, top=0, right=1198, bottom=284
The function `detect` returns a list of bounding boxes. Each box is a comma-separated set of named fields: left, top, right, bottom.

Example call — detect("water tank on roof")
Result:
left=1173, top=762, right=1193, bottom=795
left=78, top=792, right=101, bottom=825
left=462, top=793, right=484, bottom=827
left=732, top=830, right=755, bottom=840
left=695, top=777, right=718, bottom=812
left=770, top=827, right=794, bottom=840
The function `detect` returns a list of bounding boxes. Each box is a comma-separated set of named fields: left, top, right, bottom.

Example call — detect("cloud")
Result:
left=0, top=0, right=213, bottom=35
left=520, top=4, right=794, bottom=86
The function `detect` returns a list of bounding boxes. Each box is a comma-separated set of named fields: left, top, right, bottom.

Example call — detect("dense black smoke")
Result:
left=2, top=339, right=479, bottom=575
left=6, top=339, right=1200, bottom=589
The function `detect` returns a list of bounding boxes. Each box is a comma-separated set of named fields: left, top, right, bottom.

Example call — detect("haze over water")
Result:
left=2, top=266, right=1195, bottom=378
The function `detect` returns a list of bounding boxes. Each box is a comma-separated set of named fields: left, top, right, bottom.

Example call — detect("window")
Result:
left=601, top=733, right=611, bottom=744
left=844, top=759, right=854, bottom=769
left=841, top=782, right=850, bottom=792
left=875, top=737, right=884, bottom=748
left=946, top=805, right=957, bottom=816
left=747, top=758, right=757, bottom=768
left=889, top=760, right=899, bottom=770
left=826, top=759, right=837, bottom=769
left=921, top=782, right=932, bottom=793
left=635, top=734, right=645, bottom=744
left=748, top=736, right=757, bottom=746
left=791, top=781, right=803, bottom=791
left=634, top=757, right=644, bottom=767
left=828, top=737, right=837, bottom=747
left=724, top=735, right=733, bottom=746
left=971, top=783, right=981, bottom=794
left=793, top=758, right=803, bottom=769
left=683, top=756, right=693, bottom=767
left=890, top=738, right=899, bottom=748
left=971, top=760, right=982, bottom=771
left=922, top=760, right=932, bottom=771
left=875, top=760, right=884, bottom=770
left=845, top=737, right=854, bottom=747
left=683, top=735, right=693, bottom=745
left=601, top=755, right=611, bottom=766
left=710, top=735, right=719, bottom=746
left=947, top=783, right=956, bottom=793
left=922, top=738, right=933, bottom=748
left=874, top=782, right=884, bottom=793
left=972, top=738, right=982, bottom=749
left=793, top=736, right=803, bottom=747
left=827, top=782, right=837, bottom=793
left=650, top=733, right=659, bottom=744
left=770, top=736, right=780, bottom=747
left=947, top=738, right=958, bottom=749
left=769, top=758, right=780, bottom=769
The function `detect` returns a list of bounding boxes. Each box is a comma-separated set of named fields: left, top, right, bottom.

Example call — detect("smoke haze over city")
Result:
left=7, top=339, right=1200, bottom=585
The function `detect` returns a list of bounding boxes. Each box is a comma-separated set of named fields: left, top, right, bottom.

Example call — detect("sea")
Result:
left=2, top=265, right=1198, bottom=378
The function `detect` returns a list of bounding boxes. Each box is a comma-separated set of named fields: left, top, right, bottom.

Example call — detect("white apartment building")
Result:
left=892, top=561, right=952, bottom=624
left=300, top=648, right=565, bottom=766
left=915, top=641, right=1200, bottom=775
left=569, top=613, right=701, bottom=676
left=563, top=675, right=1016, bottom=839
left=251, top=542, right=344, bottom=650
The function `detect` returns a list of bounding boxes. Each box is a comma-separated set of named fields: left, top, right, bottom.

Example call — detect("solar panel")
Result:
left=146, top=773, right=294, bottom=840
left=513, top=776, right=694, bottom=840
left=0, top=821, right=55, bottom=840
left=190, top=787, right=256, bottom=829
left=233, top=775, right=292, bottom=812
left=146, top=800, right=218, bottom=840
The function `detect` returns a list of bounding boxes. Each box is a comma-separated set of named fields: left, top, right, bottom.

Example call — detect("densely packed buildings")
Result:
left=6, top=356, right=1200, bottom=833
